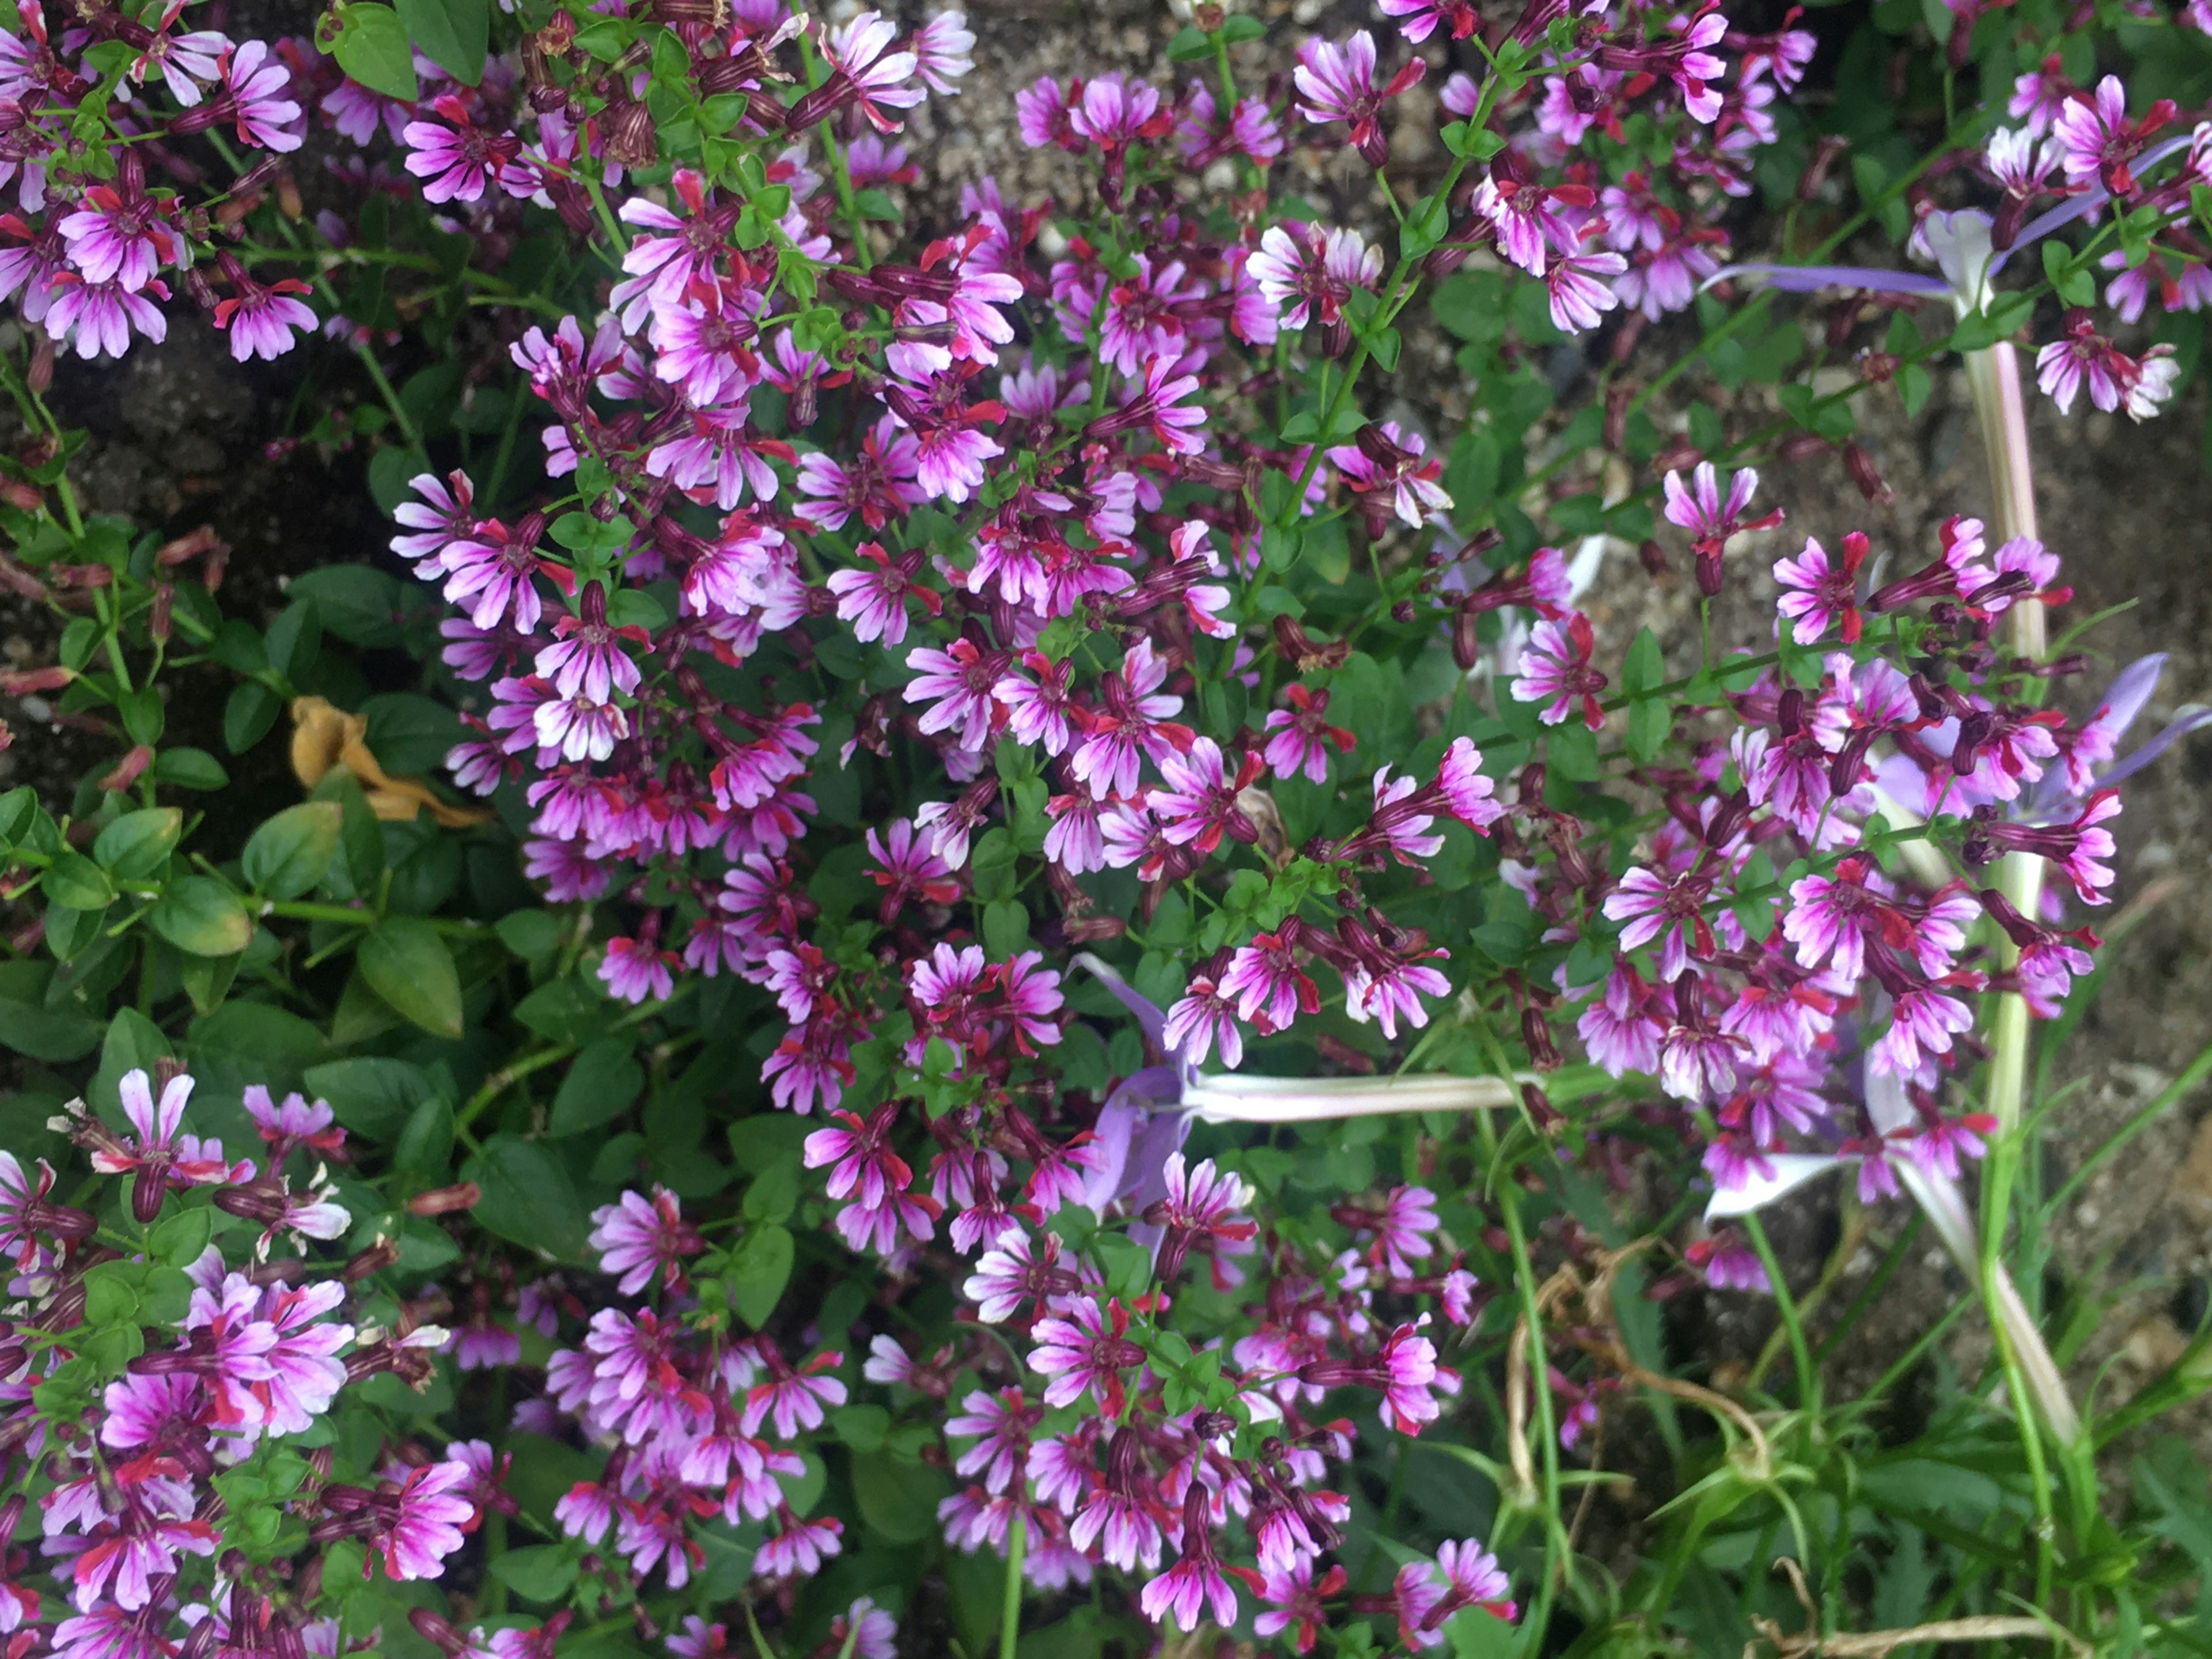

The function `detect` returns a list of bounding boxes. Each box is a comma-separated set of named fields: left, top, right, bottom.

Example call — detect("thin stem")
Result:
left=1000, top=1509, right=1026, bottom=1659
left=1741, top=1213, right=1818, bottom=1412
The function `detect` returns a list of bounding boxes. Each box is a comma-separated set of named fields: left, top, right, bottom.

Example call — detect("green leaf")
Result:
left=153, top=748, right=229, bottom=790
left=1626, top=697, right=1671, bottom=763
left=177, top=950, right=241, bottom=1017
left=305, top=1056, right=440, bottom=1141
left=46, top=850, right=116, bottom=911
left=396, top=1094, right=456, bottom=1178
left=515, top=975, right=616, bottom=1045
left=1622, top=627, right=1664, bottom=698
left=487, top=1545, right=577, bottom=1603
left=1165, top=25, right=1212, bottom=59
left=224, top=682, right=282, bottom=755
left=289, top=566, right=409, bottom=646
left=394, top=0, right=487, bottom=84
left=93, top=1007, right=172, bottom=1118
left=850, top=1449, right=949, bottom=1544
left=333, top=2, right=420, bottom=99
left=727, top=1224, right=794, bottom=1327
left=358, top=918, right=463, bottom=1039
left=0, top=960, right=101, bottom=1060
left=149, top=876, right=253, bottom=958
left=43, top=903, right=106, bottom=961
left=94, top=809, right=182, bottom=879
left=497, top=909, right=563, bottom=964
left=462, top=1135, right=592, bottom=1260
left=243, top=802, right=342, bottom=900
left=548, top=1037, right=645, bottom=1137
left=149, top=1207, right=214, bottom=1267
left=361, top=693, right=463, bottom=775
left=264, top=601, right=321, bottom=683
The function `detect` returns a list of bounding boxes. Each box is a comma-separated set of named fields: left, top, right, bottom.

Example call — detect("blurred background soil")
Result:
left=3, top=0, right=2211, bottom=1565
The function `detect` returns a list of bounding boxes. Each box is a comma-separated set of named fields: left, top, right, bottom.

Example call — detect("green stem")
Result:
left=1000, top=1509, right=1026, bottom=1659
left=1741, top=1213, right=1817, bottom=1413
left=354, top=340, right=422, bottom=452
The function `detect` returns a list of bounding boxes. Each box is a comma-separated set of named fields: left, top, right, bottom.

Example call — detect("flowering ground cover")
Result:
left=3, top=0, right=2212, bottom=1652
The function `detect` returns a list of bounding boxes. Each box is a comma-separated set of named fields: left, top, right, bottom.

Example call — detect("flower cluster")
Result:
left=0, top=1069, right=491, bottom=1659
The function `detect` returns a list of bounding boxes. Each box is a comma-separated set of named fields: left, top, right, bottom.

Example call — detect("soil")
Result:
left=3, top=0, right=2211, bottom=1600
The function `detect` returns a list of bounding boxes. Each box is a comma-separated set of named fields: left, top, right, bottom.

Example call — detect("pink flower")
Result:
left=796, top=11, right=923, bottom=134
left=1547, top=248, right=1627, bottom=333
left=755, top=1512, right=843, bottom=1577
left=1097, top=252, right=1203, bottom=377
left=1367, top=1186, right=1440, bottom=1278
left=1263, top=684, right=1358, bottom=785
left=1508, top=613, right=1608, bottom=730
left=1437, top=737, right=1504, bottom=831
left=588, top=1188, right=704, bottom=1295
left=865, top=818, right=961, bottom=920
left=1221, top=930, right=1319, bottom=1031
left=2051, top=74, right=2175, bottom=192
left=1139, top=1488, right=1244, bottom=1631
left=904, top=636, right=1009, bottom=753
left=945, top=1387, right=1036, bottom=1493
left=402, top=94, right=525, bottom=205
left=1774, top=532, right=1868, bottom=645
left=1578, top=966, right=1665, bottom=1077
left=1245, top=222, right=1381, bottom=335
left=1662, top=461, right=1779, bottom=563
left=213, top=270, right=317, bottom=361
left=743, top=1348, right=848, bottom=1439
left=1377, top=0, right=1479, bottom=44
left=211, top=40, right=302, bottom=151
left=1293, top=31, right=1423, bottom=167
left=1068, top=637, right=1192, bottom=799
left=369, top=1462, right=478, bottom=1581
left=1164, top=972, right=1244, bottom=1069
left=45, top=274, right=167, bottom=361
left=600, top=936, right=678, bottom=1005
left=1029, top=1297, right=1145, bottom=1414
left=1067, top=71, right=1166, bottom=150
left=911, top=11, right=975, bottom=94
left=1782, top=858, right=1893, bottom=980
left=1327, top=421, right=1450, bottom=528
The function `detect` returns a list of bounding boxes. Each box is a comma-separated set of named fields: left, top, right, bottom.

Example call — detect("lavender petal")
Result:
left=1702, top=262, right=1955, bottom=297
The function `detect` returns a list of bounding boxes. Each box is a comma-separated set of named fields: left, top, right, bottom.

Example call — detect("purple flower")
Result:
left=588, top=1188, right=704, bottom=1295
left=1509, top=613, right=1608, bottom=730
left=1029, top=1297, right=1144, bottom=1414
left=1327, top=421, right=1450, bottom=528
left=1245, top=222, right=1380, bottom=334
left=1547, top=248, right=1627, bottom=332
left=1293, top=31, right=1423, bottom=166
left=1139, top=1488, right=1243, bottom=1631
left=2051, top=74, right=2175, bottom=193
left=1163, top=972, right=1244, bottom=1069
left=46, top=274, right=167, bottom=361
left=402, top=94, right=525, bottom=204
left=367, top=1461, right=477, bottom=1581
left=1221, top=930, right=1318, bottom=1032
left=792, top=10, right=923, bottom=134
left=214, top=40, right=303, bottom=151
left=828, top=541, right=937, bottom=647
left=1067, top=72, right=1164, bottom=150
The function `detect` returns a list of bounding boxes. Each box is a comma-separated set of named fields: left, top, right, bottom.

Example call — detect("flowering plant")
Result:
left=6, top=0, right=2212, bottom=1650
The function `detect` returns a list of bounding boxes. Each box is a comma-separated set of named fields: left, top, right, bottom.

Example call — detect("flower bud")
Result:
left=1843, top=443, right=1893, bottom=506
left=407, top=1182, right=482, bottom=1217
left=1695, top=548, right=1724, bottom=598
left=99, top=745, right=154, bottom=796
